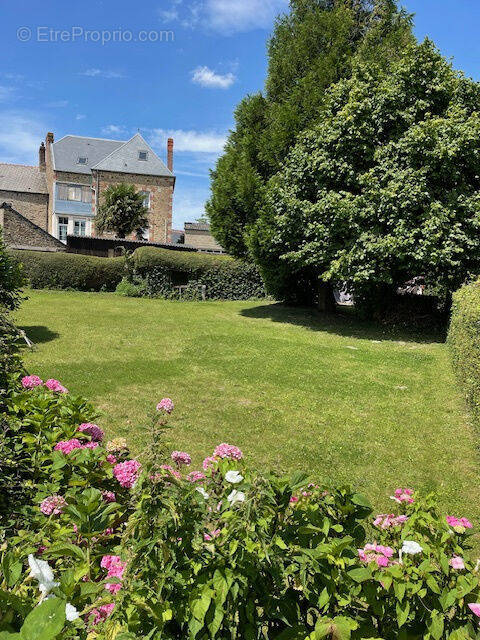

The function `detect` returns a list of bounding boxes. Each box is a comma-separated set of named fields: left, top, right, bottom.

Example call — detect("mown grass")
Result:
left=15, top=289, right=480, bottom=523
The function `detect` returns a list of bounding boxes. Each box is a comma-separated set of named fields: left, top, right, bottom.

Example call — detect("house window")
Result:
left=74, top=219, right=86, bottom=236
left=58, top=217, right=68, bottom=243
left=139, top=190, right=150, bottom=209
left=77, top=156, right=88, bottom=165
left=57, top=183, right=91, bottom=203
left=138, top=150, right=148, bottom=161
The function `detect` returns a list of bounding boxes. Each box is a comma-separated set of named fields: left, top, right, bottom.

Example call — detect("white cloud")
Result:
left=172, top=184, right=211, bottom=228
left=76, top=114, right=86, bottom=120
left=0, top=111, right=45, bottom=164
left=0, top=86, right=14, bottom=102
left=159, top=0, right=287, bottom=34
left=149, top=128, right=227, bottom=154
left=191, top=66, right=235, bottom=89
left=46, top=100, right=68, bottom=108
left=101, top=124, right=128, bottom=136
left=80, top=68, right=124, bottom=79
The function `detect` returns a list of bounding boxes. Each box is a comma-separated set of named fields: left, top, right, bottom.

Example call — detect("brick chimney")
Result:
left=46, top=131, right=54, bottom=145
left=39, top=142, right=46, bottom=171
left=167, top=137, right=174, bottom=172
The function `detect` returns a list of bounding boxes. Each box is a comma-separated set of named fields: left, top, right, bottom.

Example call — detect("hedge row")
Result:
left=11, top=250, right=124, bottom=292
left=133, top=246, right=266, bottom=300
left=448, top=280, right=480, bottom=427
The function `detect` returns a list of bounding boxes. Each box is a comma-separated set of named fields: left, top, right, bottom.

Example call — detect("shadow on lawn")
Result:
left=240, top=303, right=447, bottom=345
left=18, top=325, right=60, bottom=345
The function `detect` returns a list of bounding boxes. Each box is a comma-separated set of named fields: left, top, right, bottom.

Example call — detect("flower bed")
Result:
left=2, top=375, right=480, bottom=639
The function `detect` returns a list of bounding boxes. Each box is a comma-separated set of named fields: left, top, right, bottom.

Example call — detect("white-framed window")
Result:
left=77, top=156, right=88, bottom=165
left=74, top=219, right=87, bottom=236
left=58, top=216, right=68, bottom=243
left=139, top=190, right=150, bottom=209
left=57, top=183, right=92, bottom=203
left=138, top=150, right=148, bottom=161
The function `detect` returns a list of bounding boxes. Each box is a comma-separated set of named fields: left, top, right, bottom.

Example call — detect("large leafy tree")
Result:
left=95, top=183, right=148, bottom=239
left=207, top=0, right=413, bottom=258
left=250, top=40, right=480, bottom=307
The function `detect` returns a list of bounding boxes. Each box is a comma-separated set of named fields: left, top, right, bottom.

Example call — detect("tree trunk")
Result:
left=317, top=282, right=336, bottom=312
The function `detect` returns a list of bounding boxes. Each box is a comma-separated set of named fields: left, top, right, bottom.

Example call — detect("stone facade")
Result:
left=184, top=223, right=224, bottom=252
left=0, top=203, right=65, bottom=251
left=94, top=170, right=174, bottom=243
left=0, top=190, right=48, bottom=230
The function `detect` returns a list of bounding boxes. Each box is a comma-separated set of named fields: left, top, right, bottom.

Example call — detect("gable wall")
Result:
left=0, top=190, right=49, bottom=231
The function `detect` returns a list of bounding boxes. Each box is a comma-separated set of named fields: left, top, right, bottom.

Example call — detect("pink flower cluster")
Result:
left=160, top=464, right=182, bottom=480
left=202, top=456, right=218, bottom=471
left=171, top=451, right=191, bottom=466
left=113, top=460, right=141, bottom=488
left=187, top=471, right=206, bottom=483
left=106, top=454, right=117, bottom=464
left=21, top=375, right=43, bottom=389
left=88, top=603, right=115, bottom=626
left=40, top=494, right=67, bottom=515
left=214, top=443, right=243, bottom=460
left=204, top=528, right=221, bottom=541
left=45, top=379, right=68, bottom=393
left=446, top=516, right=473, bottom=529
left=391, top=488, right=414, bottom=504
left=469, top=603, right=480, bottom=618
left=373, top=514, right=408, bottom=529
left=450, top=556, right=465, bottom=570
left=102, top=491, right=116, bottom=503
left=54, top=439, right=99, bottom=454
left=157, top=398, right=174, bottom=414
left=358, top=544, right=395, bottom=568
left=101, top=555, right=127, bottom=594
left=78, top=423, right=104, bottom=442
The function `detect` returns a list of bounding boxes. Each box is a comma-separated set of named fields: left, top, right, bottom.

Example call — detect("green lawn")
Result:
left=15, top=289, right=480, bottom=521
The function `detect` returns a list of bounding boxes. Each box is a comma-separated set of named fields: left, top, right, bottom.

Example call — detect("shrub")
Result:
left=134, top=246, right=266, bottom=300
left=448, top=280, right=480, bottom=427
left=0, top=225, right=25, bottom=310
left=115, top=276, right=147, bottom=298
left=10, top=250, right=124, bottom=292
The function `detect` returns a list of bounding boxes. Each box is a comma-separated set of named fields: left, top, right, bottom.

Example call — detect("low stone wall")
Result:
left=0, top=203, right=65, bottom=252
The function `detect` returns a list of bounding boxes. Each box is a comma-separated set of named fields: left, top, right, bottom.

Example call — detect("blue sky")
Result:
left=1, top=0, right=480, bottom=229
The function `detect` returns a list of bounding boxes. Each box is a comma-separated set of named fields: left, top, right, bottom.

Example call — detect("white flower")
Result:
left=401, top=540, right=423, bottom=555
left=196, top=487, right=209, bottom=499
left=65, top=602, right=79, bottom=621
left=28, top=555, right=59, bottom=599
left=225, top=470, right=243, bottom=484
left=227, top=489, right=245, bottom=505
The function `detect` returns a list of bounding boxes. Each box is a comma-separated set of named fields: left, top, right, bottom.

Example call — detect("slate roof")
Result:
left=0, top=164, right=48, bottom=194
left=184, top=222, right=210, bottom=231
left=51, top=133, right=173, bottom=178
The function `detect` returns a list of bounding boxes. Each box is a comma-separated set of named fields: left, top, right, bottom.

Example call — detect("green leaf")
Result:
left=351, top=493, right=371, bottom=509
left=47, top=543, right=86, bottom=562
left=20, top=598, right=66, bottom=640
left=428, top=610, right=444, bottom=640
left=274, top=626, right=309, bottom=640
left=396, top=600, right=410, bottom=628
left=0, top=633, right=21, bottom=639
left=348, top=567, right=371, bottom=583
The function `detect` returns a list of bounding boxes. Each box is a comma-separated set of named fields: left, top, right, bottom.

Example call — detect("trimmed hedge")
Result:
left=133, top=246, right=266, bottom=300
left=11, top=250, right=124, bottom=292
left=448, top=280, right=480, bottom=426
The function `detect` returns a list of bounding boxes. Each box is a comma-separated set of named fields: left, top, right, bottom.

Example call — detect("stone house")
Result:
left=0, top=131, right=175, bottom=245
left=183, top=222, right=224, bottom=253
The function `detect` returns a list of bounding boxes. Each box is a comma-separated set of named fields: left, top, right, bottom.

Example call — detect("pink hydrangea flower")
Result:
left=21, top=375, right=43, bottom=389
left=202, top=456, right=218, bottom=471
left=106, top=454, right=117, bottom=465
left=373, top=514, right=408, bottom=529
left=113, top=459, right=141, bottom=488
left=213, top=443, right=243, bottom=460
left=82, top=441, right=99, bottom=450
left=45, top=379, right=68, bottom=393
left=78, top=423, right=104, bottom=442
left=40, top=495, right=67, bottom=515
left=156, top=398, right=174, bottom=413
left=469, top=603, right=480, bottom=618
left=450, top=556, right=465, bottom=570
left=101, top=555, right=127, bottom=594
left=390, top=488, right=414, bottom=504
left=171, top=451, right=191, bottom=466
left=447, top=516, right=473, bottom=529
left=204, top=529, right=221, bottom=541
left=88, top=603, right=115, bottom=626
left=54, top=439, right=83, bottom=454
left=290, top=496, right=299, bottom=504
left=187, top=470, right=206, bottom=483
left=358, top=544, right=394, bottom=568
left=160, top=464, right=182, bottom=480
left=102, top=491, right=116, bottom=503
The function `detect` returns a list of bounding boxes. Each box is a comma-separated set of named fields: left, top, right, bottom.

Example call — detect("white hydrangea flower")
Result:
left=196, top=487, right=209, bottom=499
left=28, top=555, right=59, bottom=599
left=401, top=540, right=423, bottom=555
left=65, top=602, right=79, bottom=621
left=227, top=490, right=245, bottom=505
left=225, top=470, right=243, bottom=484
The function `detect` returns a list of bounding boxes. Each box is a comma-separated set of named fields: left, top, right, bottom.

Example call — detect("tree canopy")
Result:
left=250, top=40, right=480, bottom=305
left=95, top=183, right=149, bottom=240
left=207, top=0, right=414, bottom=258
